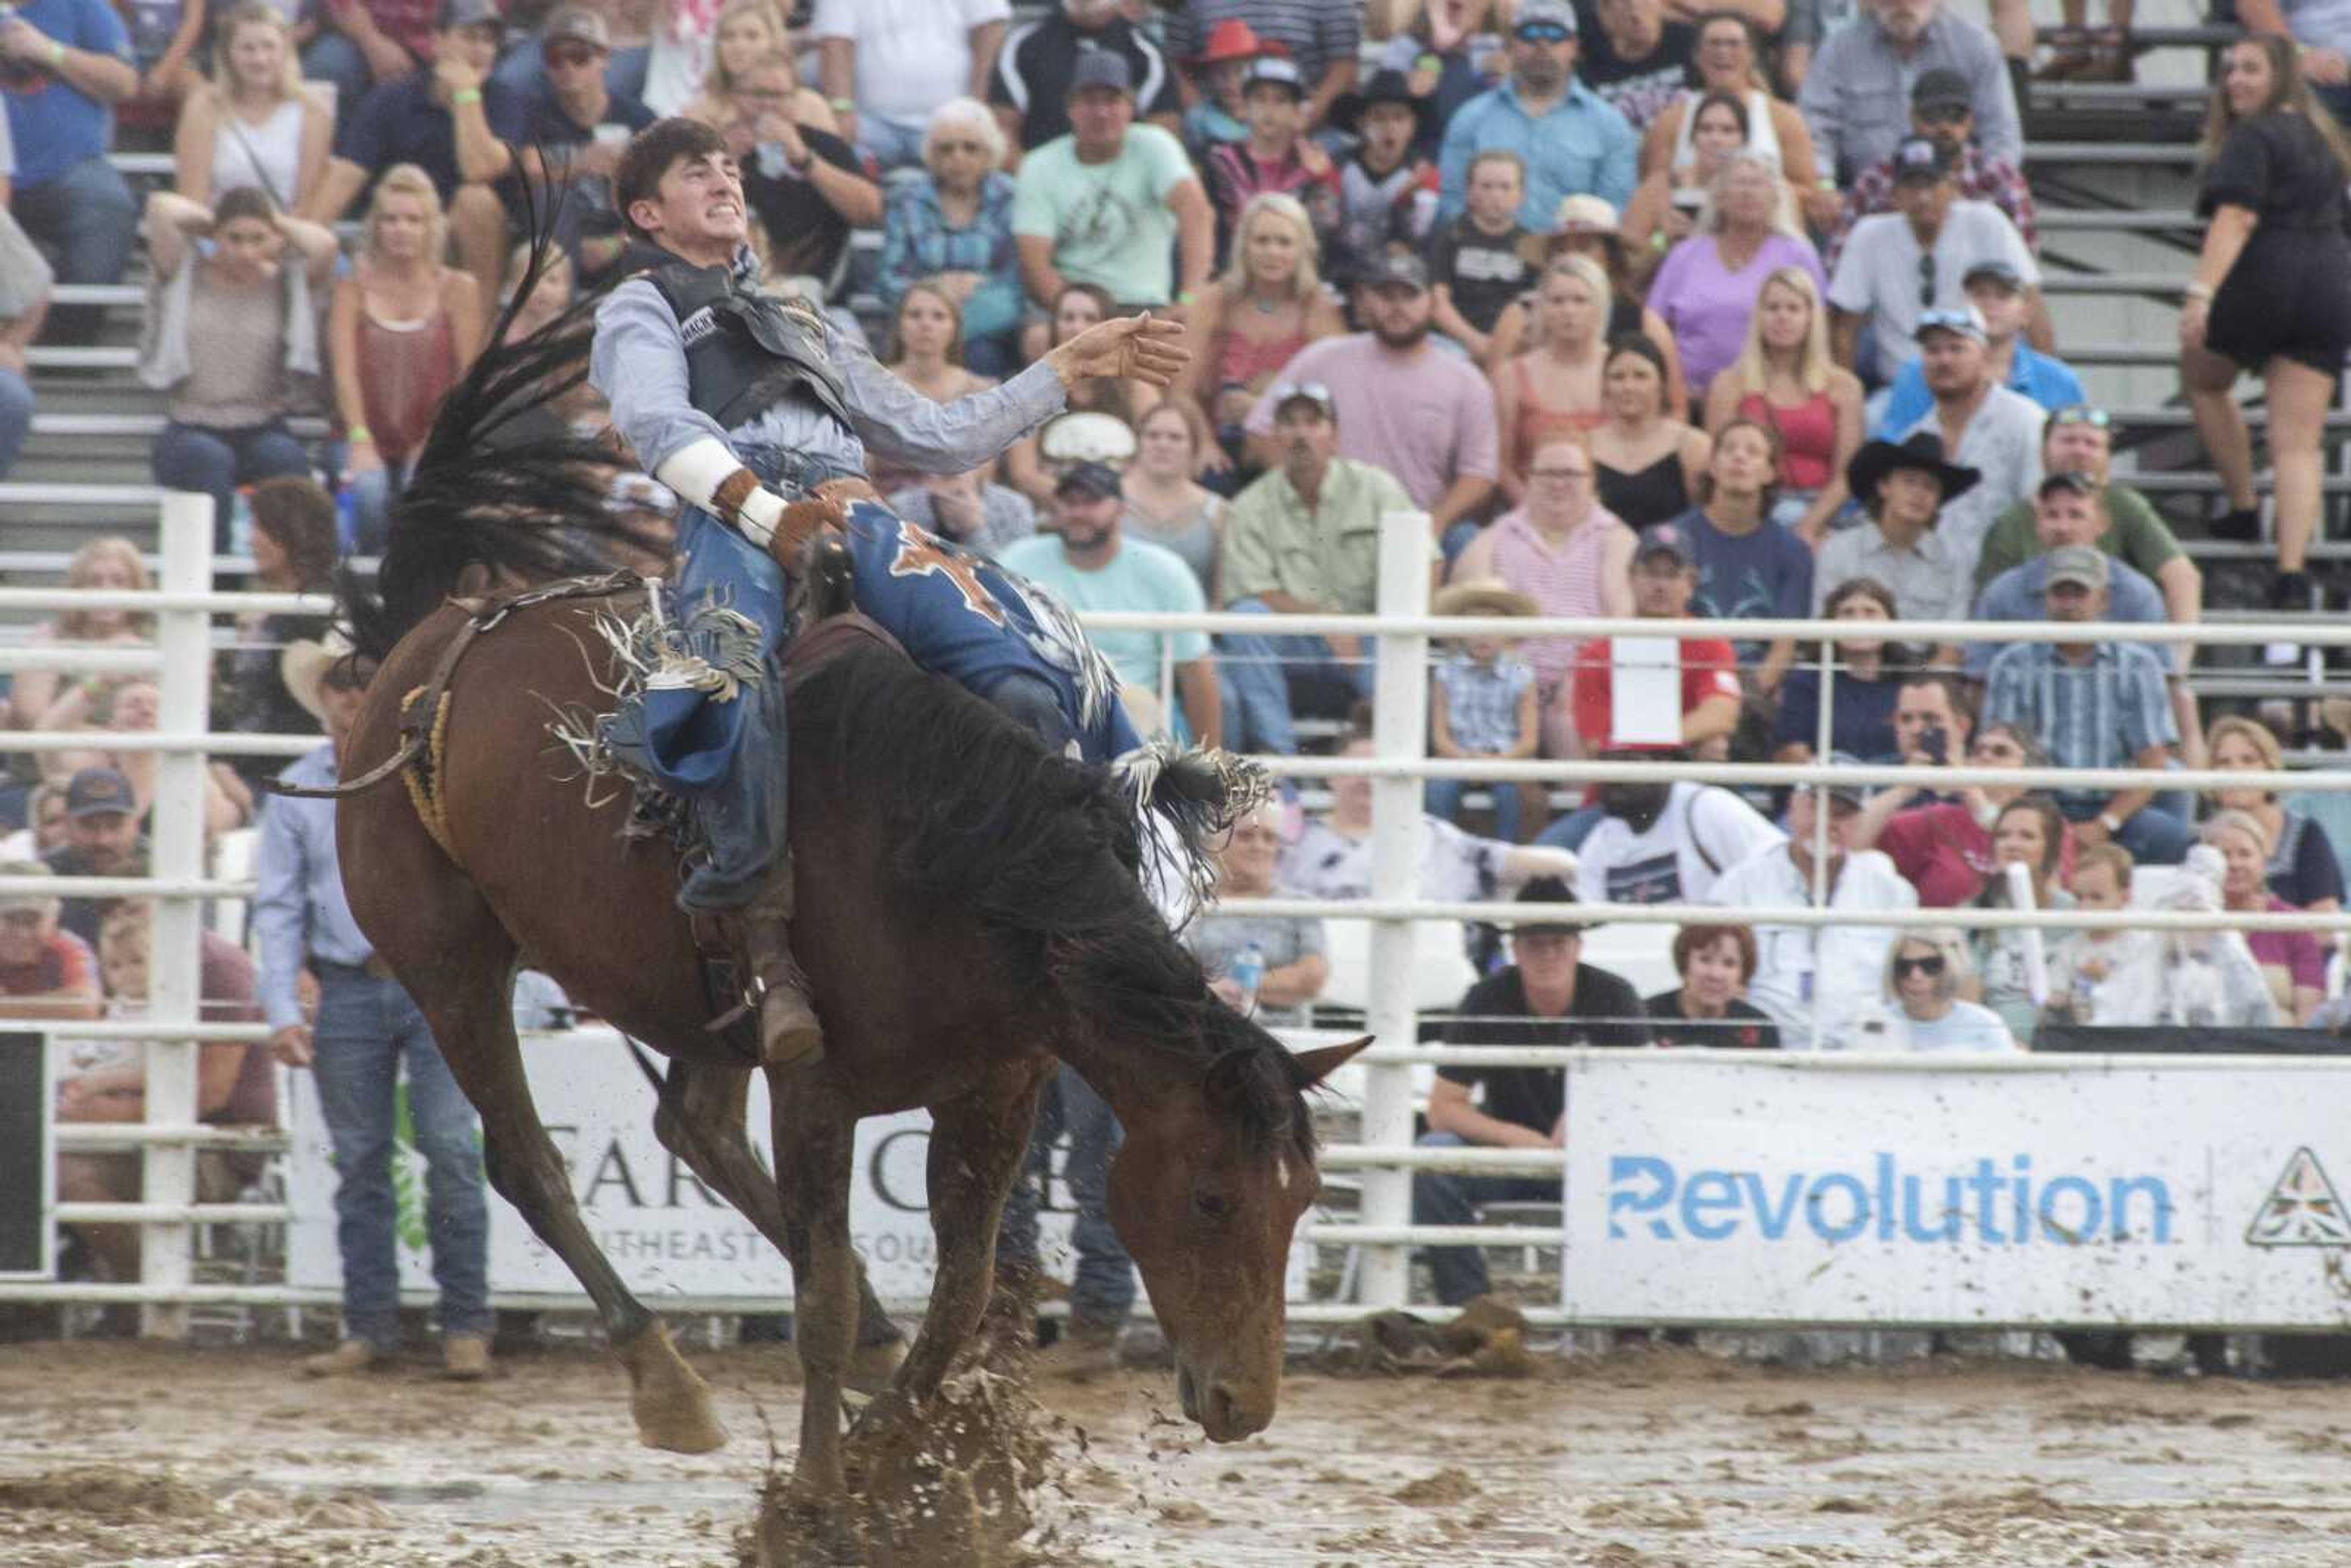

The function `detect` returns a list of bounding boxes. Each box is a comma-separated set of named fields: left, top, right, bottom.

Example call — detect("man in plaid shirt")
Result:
left=1824, top=68, right=2035, bottom=272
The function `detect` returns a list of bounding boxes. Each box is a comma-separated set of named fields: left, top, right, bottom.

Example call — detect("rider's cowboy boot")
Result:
left=740, top=860, right=824, bottom=1071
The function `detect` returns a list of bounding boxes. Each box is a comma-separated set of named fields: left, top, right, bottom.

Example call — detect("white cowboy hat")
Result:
left=280, top=629, right=354, bottom=726
left=1038, top=410, right=1139, bottom=467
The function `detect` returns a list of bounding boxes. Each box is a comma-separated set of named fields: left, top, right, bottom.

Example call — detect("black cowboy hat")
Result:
left=1331, top=67, right=1433, bottom=141
left=1845, top=430, right=1981, bottom=506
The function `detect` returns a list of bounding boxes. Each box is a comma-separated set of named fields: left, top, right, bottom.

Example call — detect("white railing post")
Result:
left=1359, top=511, right=1432, bottom=1308
left=141, top=490, right=213, bottom=1338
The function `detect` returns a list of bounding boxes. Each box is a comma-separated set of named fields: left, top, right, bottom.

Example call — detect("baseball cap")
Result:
left=2038, top=470, right=2099, bottom=501
left=1914, top=304, right=1988, bottom=345
left=1553, top=193, right=1621, bottom=234
left=1270, top=380, right=1337, bottom=419
left=1243, top=54, right=1306, bottom=97
left=1362, top=249, right=1430, bottom=291
left=1633, top=522, right=1695, bottom=568
left=1513, top=0, right=1577, bottom=37
left=1806, top=779, right=1868, bottom=812
left=1070, top=48, right=1134, bottom=96
left=1892, top=134, right=1954, bottom=182
left=542, top=5, right=609, bottom=51
left=438, top=0, right=503, bottom=34
left=1514, top=875, right=1596, bottom=935
left=1962, top=258, right=2026, bottom=292
left=1911, top=67, right=1972, bottom=113
left=0, top=860, right=56, bottom=916
left=2045, top=545, right=2110, bottom=591
left=1054, top=460, right=1122, bottom=500
left=66, top=767, right=137, bottom=820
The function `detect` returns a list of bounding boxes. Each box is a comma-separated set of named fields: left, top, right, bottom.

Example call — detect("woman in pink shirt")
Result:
left=1856, top=722, right=2078, bottom=907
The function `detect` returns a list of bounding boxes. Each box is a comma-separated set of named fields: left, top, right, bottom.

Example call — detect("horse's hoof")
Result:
left=637, top=1401, right=729, bottom=1455
left=846, top=1337, right=906, bottom=1397
left=617, top=1321, right=729, bottom=1454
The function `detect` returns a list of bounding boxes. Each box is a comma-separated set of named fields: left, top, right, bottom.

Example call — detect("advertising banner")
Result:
left=1565, top=1054, right=2351, bottom=1329
left=287, top=1033, right=1077, bottom=1305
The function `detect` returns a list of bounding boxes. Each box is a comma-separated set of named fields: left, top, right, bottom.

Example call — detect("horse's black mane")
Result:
left=791, top=646, right=1319, bottom=1161
left=339, top=190, right=667, bottom=661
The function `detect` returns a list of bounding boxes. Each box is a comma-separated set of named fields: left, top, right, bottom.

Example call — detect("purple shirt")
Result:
left=1647, top=231, right=1829, bottom=397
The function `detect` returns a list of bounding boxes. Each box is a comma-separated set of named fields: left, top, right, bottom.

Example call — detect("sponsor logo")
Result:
left=2246, top=1147, right=2351, bottom=1248
left=1606, top=1153, right=2175, bottom=1247
left=678, top=306, right=718, bottom=347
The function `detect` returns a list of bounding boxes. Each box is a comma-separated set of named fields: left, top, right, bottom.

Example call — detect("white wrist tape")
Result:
left=651, top=436, right=740, bottom=512
left=737, top=487, right=783, bottom=547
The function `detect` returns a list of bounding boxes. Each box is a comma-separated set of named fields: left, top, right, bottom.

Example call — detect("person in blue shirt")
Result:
left=1, top=0, right=139, bottom=344
left=1435, top=0, right=1637, bottom=229
left=1873, top=258, right=2083, bottom=437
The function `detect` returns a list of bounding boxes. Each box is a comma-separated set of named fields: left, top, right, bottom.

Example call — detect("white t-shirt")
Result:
left=1575, top=782, right=1786, bottom=909
left=811, top=0, right=1011, bottom=130
left=1283, top=814, right=1513, bottom=904
left=1706, top=845, right=1918, bottom=1049
left=1828, top=200, right=2038, bottom=378
left=1896, top=383, right=2044, bottom=585
left=1834, top=997, right=2019, bottom=1053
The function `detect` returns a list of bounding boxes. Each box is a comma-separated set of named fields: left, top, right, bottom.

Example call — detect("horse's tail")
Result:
left=342, top=176, right=663, bottom=661
left=1112, top=741, right=1273, bottom=923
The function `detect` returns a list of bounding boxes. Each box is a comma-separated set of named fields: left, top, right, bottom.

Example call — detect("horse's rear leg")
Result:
left=651, top=1059, right=906, bottom=1389
left=408, top=932, right=725, bottom=1454
left=765, top=1073, right=860, bottom=1498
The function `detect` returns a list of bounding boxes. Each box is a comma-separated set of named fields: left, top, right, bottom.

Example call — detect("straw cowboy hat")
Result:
left=1432, top=576, right=1539, bottom=620
left=280, top=629, right=354, bottom=726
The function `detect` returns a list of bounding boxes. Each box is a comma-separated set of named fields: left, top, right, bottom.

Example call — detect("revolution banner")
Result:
left=1565, top=1053, right=2351, bottom=1329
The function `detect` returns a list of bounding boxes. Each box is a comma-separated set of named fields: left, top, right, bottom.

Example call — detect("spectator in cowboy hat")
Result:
left=1327, top=68, right=1439, bottom=291
left=1427, top=576, right=1542, bottom=841
left=1412, top=877, right=1651, bottom=1307
left=1814, top=429, right=1979, bottom=638
left=43, top=767, right=148, bottom=950
left=1180, top=17, right=1268, bottom=159
left=1162, top=1, right=1363, bottom=135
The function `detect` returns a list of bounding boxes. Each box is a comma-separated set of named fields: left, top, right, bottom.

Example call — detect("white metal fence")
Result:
left=5, top=501, right=2351, bottom=1330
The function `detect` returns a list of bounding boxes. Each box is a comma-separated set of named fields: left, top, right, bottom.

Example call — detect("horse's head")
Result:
left=1104, top=1026, right=1370, bottom=1442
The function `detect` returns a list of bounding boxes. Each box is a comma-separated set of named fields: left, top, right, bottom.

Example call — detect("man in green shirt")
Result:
left=1010, top=50, right=1214, bottom=310
left=999, top=461, right=1223, bottom=745
left=1217, top=383, right=1426, bottom=752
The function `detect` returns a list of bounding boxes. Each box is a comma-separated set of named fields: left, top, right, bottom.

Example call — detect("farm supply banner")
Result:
left=286, top=1032, right=1077, bottom=1305
left=1565, top=1054, right=2351, bottom=1329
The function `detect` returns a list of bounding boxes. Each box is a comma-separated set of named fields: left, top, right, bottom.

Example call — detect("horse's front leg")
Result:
left=890, top=1061, right=1055, bottom=1410
left=765, top=1073, right=860, bottom=1499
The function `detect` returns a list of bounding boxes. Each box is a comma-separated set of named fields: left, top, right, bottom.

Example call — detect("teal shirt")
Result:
left=998, top=533, right=1211, bottom=691
left=1010, top=124, right=1196, bottom=305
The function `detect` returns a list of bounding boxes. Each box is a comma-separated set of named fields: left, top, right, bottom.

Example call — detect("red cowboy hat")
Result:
left=1191, top=17, right=1268, bottom=67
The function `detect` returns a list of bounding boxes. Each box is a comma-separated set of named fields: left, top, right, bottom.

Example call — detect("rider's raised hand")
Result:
left=1047, top=312, right=1190, bottom=391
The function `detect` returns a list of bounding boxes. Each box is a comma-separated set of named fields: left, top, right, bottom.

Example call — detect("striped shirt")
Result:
left=1434, top=652, right=1535, bottom=756
left=1483, top=505, right=1631, bottom=689
left=1162, top=1, right=1363, bottom=87
left=1981, top=641, right=2177, bottom=811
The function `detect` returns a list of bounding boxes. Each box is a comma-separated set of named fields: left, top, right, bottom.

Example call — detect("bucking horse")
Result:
left=294, top=251, right=1369, bottom=1507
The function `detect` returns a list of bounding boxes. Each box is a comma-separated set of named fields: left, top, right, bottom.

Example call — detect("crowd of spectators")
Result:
left=9, top=0, right=2351, bottom=1353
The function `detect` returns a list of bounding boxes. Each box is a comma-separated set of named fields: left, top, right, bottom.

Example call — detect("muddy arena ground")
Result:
left=6, top=1337, right=2351, bottom=1566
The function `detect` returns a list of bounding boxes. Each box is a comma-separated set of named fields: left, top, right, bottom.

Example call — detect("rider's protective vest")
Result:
left=624, top=246, right=853, bottom=435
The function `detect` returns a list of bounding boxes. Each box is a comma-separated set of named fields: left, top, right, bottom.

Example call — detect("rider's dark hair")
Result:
left=615, top=118, right=732, bottom=241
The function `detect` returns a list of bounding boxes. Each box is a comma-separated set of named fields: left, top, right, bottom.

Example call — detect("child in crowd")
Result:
left=1426, top=578, right=1541, bottom=842
left=2045, top=843, right=2141, bottom=1026
left=1182, top=17, right=1264, bottom=160
left=1205, top=54, right=1341, bottom=266
left=1428, top=148, right=1542, bottom=361
left=1332, top=67, right=1439, bottom=294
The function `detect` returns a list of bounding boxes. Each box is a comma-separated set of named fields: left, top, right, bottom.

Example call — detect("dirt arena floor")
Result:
left=5, top=1337, right=2351, bottom=1566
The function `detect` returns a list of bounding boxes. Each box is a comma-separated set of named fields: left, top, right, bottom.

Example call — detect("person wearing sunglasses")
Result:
left=1820, top=69, right=2035, bottom=273
left=510, top=8, right=655, bottom=283
left=1796, top=0, right=2022, bottom=190
left=1434, top=0, right=1640, bottom=230
left=1833, top=928, right=2017, bottom=1052
left=1825, top=133, right=2033, bottom=388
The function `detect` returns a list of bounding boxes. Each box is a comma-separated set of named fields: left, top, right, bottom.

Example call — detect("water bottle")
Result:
left=1228, top=944, right=1265, bottom=1014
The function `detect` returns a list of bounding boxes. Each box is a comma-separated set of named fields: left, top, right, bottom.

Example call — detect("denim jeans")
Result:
left=855, top=113, right=930, bottom=174
left=345, top=459, right=413, bottom=556
left=310, top=966, right=492, bottom=1350
left=0, top=368, right=29, bottom=479
left=1426, top=775, right=1521, bottom=841
left=997, top=1065, right=1135, bottom=1330
left=1215, top=596, right=1375, bottom=755
left=12, top=156, right=138, bottom=343
left=2061, top=799, right=2197, bottom=866
left=152, top=421, right=313, bottom=552
left=1410, top=1130, right=1559, bottom=1306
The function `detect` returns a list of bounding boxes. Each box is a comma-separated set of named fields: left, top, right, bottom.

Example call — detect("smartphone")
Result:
left=1921, top=724, right=1948, bottom=764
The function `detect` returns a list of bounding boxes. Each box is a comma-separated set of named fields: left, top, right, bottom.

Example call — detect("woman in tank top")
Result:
left=869, top=281, right=999, bottom=497
left=1493, top=255, right=1613, bottom=505
left=1701, top=264, right=1864, bottom=543
left=1637, top=13, right=1819, bottom=189
left=1122, top=401, right=1228, bottom=598
left=1588, top=335, right=1712, bottom=531
left=1170, top=192, right=1347, bottom=475
left=171, top=1, right=330, bottom=211
left=680, top=0, right=840, bottom=135
left=1619, top=91, right=1804, bottom=271
left=329, top=165, right=486, bottom=553
left=1483, top=197, right=1688, bottom=411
